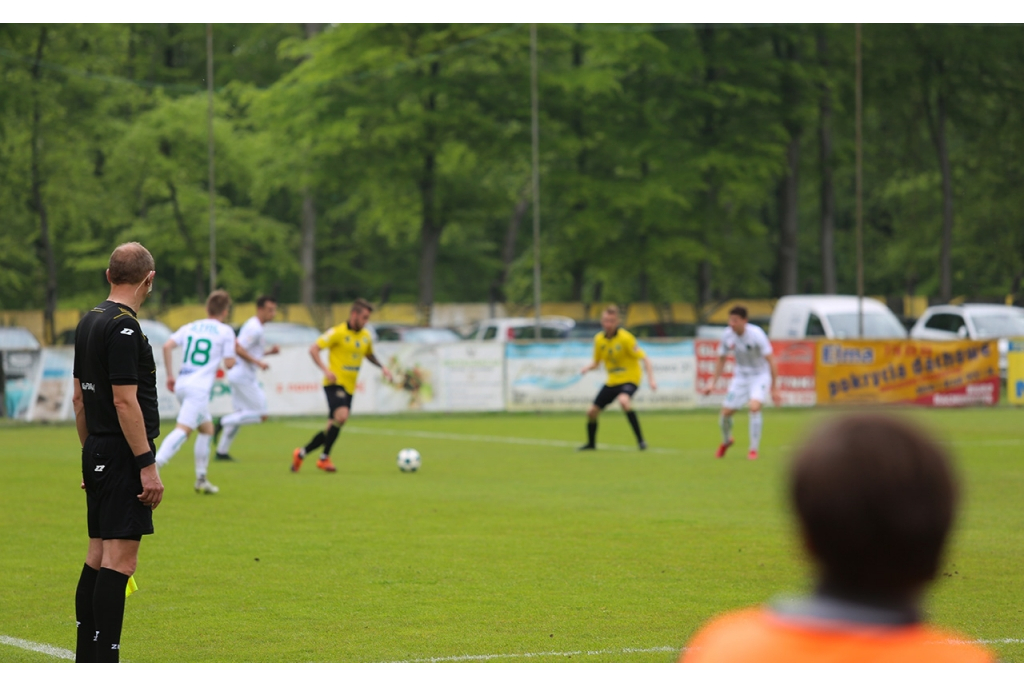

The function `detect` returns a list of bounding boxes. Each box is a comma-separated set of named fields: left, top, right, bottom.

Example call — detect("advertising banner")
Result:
left=1008, top=339, right=1024, bottom=406
left=695, top=338, right=816, bottom=408
left=816, top=339, right=1000, bottom=406
left=158, top=342, right=507, bottom=418
left=2, top=349, right=41, bottom=419
left=506, top=340, right=695, bottom=411
left=26, top=348, right=75, bottom=421
left=363, top=342, right=505, bottom=414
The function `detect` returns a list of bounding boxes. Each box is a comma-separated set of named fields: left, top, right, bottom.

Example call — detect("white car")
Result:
left=909, top=304, right=1024, bottom=378
left=466, top=316, right=576, bottom=341
left=769, top=295, right=907, bottom=340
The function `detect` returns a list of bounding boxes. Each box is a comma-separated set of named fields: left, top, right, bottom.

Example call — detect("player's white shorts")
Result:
left=229, top=379, right=267, bottom=414
left=174, top=384, right=213, bottom=429
left=723, top=372, right=772, bottom=410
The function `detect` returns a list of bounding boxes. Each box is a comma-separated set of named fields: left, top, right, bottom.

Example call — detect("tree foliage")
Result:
left=1, top=23, right=1023, bottom=331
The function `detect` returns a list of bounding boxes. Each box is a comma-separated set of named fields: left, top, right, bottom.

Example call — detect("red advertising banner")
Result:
left=696, top=339, right=816, bottom=407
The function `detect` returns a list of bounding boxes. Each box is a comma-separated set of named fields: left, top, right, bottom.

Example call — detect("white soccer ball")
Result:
left=397, top=448, right=421, bottom=472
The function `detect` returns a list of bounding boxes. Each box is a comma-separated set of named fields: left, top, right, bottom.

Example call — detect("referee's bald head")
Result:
left=108, top=242, right=155, bottom=285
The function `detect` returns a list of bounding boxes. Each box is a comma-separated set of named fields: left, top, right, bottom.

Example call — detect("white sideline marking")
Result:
left=285, top=423, right=689, bottom=455
left=393, top=645, right=680, bottom=663
left=0, top=635, right=73, bottom=661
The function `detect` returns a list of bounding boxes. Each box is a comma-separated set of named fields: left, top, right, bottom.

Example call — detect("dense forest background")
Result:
left=2, top=24, right=1023, bottom=330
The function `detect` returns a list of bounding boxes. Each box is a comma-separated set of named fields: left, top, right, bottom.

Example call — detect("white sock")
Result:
left=216, top=425, right=240, bottom=454
left=194, top=433, right=212, bottom=480
left=719, top=413, right=733, bottom=444
left=749, top=411, right=763, bottom=451
left=155, top=428, right=188, bottom=468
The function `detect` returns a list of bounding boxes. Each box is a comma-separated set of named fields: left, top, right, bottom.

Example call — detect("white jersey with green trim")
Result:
left=171, top=319, right=236, bottom=393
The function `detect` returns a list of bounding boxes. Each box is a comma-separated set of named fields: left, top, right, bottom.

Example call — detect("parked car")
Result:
left=0, top=327, right=42, bottom=352
left=373, top=325, right=462, bottom=344
left=770, top=295, right=908, bottom=340
left=909, top=304, right=1024, bottom=378
left=566, top=320, right=604, bottom=339
left=629, top=321, right=698, bottom=339
left=466, top=316, right=576, bottom=341
left=56, top=319, right=173, bottom=347
left=260, top=322, right=322, bottom=347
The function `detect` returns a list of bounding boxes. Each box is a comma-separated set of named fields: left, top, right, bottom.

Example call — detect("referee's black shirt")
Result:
left=73, top=300, right=160, bottom=440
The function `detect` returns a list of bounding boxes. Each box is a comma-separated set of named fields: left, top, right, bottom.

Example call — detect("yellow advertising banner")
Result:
left=817, top=340, right=1000, bottom=406
left=1009, top=339, right=1024, bottom=406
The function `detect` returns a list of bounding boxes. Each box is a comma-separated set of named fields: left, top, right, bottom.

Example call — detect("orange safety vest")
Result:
left=681, top=608, right=993, bottom=663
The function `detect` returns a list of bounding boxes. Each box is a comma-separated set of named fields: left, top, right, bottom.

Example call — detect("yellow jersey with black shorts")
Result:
left=316, top=323, right=373, bottom=415
left=592, top=328, right=645, bottom=408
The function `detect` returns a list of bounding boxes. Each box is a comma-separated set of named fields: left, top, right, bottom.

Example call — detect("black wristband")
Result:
left=135, top=450, right=156, bottom=468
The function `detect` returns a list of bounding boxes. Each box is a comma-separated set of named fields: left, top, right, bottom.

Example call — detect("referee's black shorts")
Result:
left=82, top=435, right=155, bottom=540
left=593, top=383, right=639, bottom=409
left=324, top=384, right=354, bottom=418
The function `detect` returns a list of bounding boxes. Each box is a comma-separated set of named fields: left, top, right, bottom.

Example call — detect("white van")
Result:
left=769, top=295, right=907, bottom=339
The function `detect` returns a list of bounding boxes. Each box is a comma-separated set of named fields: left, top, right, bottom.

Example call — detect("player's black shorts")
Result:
left=82, top=435, right=155, bottom=540
left=593, top=383, right=639, bottom=409
left=324, top=384, right=353, bottom=417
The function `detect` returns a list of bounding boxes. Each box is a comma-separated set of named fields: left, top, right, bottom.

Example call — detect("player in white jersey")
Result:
left=699, top=305, right=780, bottom=460
left=154, top=290, right=237, bottom=493
left=212, top=295, right=280, bottom=461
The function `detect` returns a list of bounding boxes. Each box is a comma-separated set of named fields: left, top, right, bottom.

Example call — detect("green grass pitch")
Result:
left=1, top=407, right=1022, bottom=662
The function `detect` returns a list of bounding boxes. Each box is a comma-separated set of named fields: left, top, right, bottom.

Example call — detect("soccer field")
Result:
left=1, top=407, right=1022, bottom=663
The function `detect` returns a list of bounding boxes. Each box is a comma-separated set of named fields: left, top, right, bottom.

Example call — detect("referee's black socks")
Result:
left=93, top=568, right=129, bottom=663
left=75, top=563, right=99, bottom=662
left=626, top=411, right=644, bottom=445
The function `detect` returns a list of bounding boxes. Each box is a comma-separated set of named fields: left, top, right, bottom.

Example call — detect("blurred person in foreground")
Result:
left=681, top=413, right=993, bottom=662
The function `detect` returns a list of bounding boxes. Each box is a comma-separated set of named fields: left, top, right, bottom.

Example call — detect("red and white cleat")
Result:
left=715, top=438, right=735, bottom=459
left=747, top=449, right=758, bottom=461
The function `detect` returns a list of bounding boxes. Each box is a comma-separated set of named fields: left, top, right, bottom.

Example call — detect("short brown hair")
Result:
left=206, top=289, right=232, bottom=317
left=603, top=305, right=620, bottom=317
left=108, top=242, right=155, bottom=285
left=351, top=298, right=374, bottom=314
left=790, top=414, right=958, bottom=594
left=256, top=295, right=277, bottom=309
left=728, top=305, right=748, bottom=319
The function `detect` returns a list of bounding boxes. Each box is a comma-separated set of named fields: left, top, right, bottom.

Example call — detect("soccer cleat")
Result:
left=291, top=448, right=304, bottom=473
left=576, top=444, right=596, bottom=451
left=194, top=478, right=219, bottom=494
left=214, top=452, right=236, bottom=462
left=715, top=438, right=735, bottom=459
left=317, top=457, right=337, bottom=473
left=638, top=441, right=648, bottom=451
left=747, top=449, right=759, bottom=461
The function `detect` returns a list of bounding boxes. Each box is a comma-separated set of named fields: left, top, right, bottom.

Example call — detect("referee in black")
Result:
left=72, top=242, right=164, bottom=663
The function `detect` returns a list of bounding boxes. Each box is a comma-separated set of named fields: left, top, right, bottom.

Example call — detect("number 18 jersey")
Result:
left=171, top=318, right=237, bottom=393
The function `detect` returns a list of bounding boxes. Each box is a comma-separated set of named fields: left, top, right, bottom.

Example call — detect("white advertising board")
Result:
left=157, top=342, right=505, bottom=418
left=505, top=340, right=696, bottom=411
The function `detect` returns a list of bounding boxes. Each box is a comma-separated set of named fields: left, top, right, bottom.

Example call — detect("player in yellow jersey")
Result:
left=578, top=305, right=656, bottom=451
left=291, top=299, right=393, bottom=473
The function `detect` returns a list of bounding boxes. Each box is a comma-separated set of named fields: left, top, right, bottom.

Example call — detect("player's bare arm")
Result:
left=309, top=342, right=336, bottom=384
left=643, top=357, right=657, bottom=391
left=235, top=342, right=269, bottom=370
left=223, top=356, right=236, bottom=370
left=702, top=356, right=726, bottom=395
left=163, top=338, right=178, bottom=392
left=266, top=344, right=280, bottom=356
left=73, top=379, right=88, bottom=448
left=366, top=352, right=394, bottom=383
left=112, top=383, right=164, bottom=510
left=580, top=360, right=599, bottom=375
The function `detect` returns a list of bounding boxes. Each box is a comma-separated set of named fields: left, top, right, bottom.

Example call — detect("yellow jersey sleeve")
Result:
left=622, top=330, right=645, bottom=359
left=316, top=327, right=339, bottom=350
left=593, top=333, right=603, bottom=362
